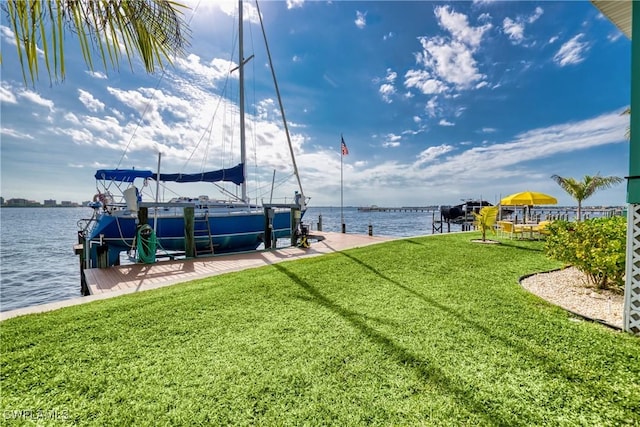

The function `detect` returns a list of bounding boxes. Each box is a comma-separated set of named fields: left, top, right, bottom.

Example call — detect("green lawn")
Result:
left=2, top=232, right=639, bottom=426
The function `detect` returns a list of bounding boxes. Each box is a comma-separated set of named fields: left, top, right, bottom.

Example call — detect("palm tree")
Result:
left=551, top=174, right=624, bottom=221
left=472, top=205, right=499, bottom=242
left=1, top=0, right=190, bottom=86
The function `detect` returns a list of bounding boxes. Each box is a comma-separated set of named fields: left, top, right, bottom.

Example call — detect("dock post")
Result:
left=264, top=207, right=272, bottom=249
left=431, top=211, right=443, bottom=234
left=368, top=224, right=373, bottom=236
left=317, top=215, right=322, bottom=231
left=342, top=223, right=346, bottom=233
left=97, top=234, right=109, bottom=269
left=138, top=207, right=148, bottom=226
left=76, top=232, right=90, bottom=296
left=291, top=207, right=301, bottom=247
left=184, top=206, right=195, bottom=258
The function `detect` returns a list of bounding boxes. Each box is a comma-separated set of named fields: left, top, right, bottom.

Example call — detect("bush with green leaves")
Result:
left=544, top=216, right=626, bottom=292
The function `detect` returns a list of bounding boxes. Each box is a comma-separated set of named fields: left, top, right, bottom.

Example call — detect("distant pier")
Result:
left=357, top=206, right=439, bottom=213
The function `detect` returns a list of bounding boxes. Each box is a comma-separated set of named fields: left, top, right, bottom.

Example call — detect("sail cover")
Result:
left=95, top=169, right=154, bottom=182
left=95, top=164, right=244, bottom=185
left=158, top=163, right=244, bottom=185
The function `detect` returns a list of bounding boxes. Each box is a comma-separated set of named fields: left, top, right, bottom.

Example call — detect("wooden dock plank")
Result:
left=84, top=231, right=391, bottom=296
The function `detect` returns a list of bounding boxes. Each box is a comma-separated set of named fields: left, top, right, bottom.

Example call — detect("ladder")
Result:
left=194, top=213, right=215, bottom=256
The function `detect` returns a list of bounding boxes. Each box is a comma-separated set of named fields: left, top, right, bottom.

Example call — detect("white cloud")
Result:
left=256, top=98, right=276, bottom=120
left=548, top=35, right=559, bottom=44
left=78, top=89, right=105, bottom=113
left=383, top=32, right=395, bottom=41
left=64, top=112, right=81, bottom=126
left=379, top=84, right=396, bottom=104
left=0, top=84, right=17, bottom=104
left=110, top=108, right=125, bottom=121
left=608, top=32, right=623, bottom=43
left=414, top=144, right=454, bottom=166
left=175, top=55, right=237, bottom=83
left=1, top=128, right=35, bottom=140
left=503, top=7, right=543, bottom=45
left=407, top=6, right=490, bottom=95
left=382, top=133, right=401, bottom=148
left=439, top=119, right=454, bottom=126
left=503, top=18, right=524, bottom=43
left=378, top=69, right=398, bottom=103
left=416, top=110, right=627, bottom=181
left=435, top=5, right=491, bottom=48
left=19, top=90, right=54, bottom=111
left=417, top=37, right=485, bottom=89
left=404, top=69, right=447, bottom=95
left=528, top=7, right=544, bottom=24
left=554, top=34, right=589, bottom=66
left=347, top=110, right=623, bottom=205
left=425, top=97, right=439, bottom=118
left=480, top=127, right=496, bottom=133
left=0, top=25, right=16, bottom=45
left=355, top=11, right=367, bottom=29
left=286, top=0, right=304, bottom=9
left=87, top=71, right=108, bottom=79
left=218, top=1, right=260, bottom=24
left=385, top=69, right=397, bottom=83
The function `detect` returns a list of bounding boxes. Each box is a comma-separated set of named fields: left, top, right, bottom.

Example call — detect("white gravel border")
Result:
left=520, top=267, right=623, bottom=329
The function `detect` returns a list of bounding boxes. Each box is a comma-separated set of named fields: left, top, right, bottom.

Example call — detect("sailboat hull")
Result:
left=85, top=208, right=298, bottom=267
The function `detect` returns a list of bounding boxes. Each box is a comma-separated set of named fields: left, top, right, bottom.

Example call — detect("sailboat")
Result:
left=78, top=0, right=306, bottom=268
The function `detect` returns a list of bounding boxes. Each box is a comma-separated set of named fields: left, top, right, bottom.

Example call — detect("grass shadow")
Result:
left=324, top=247, right=612, bottom=400
left=273, top=262, right=515, bottom=426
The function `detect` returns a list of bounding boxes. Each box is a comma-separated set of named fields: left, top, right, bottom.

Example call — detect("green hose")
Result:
left=137, top=224, right=157, bottom=264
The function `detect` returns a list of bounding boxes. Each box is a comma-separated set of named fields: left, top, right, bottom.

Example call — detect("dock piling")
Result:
left=184, top=206, right=195, bottom=258
left=291, top=207, right=301, bottom=247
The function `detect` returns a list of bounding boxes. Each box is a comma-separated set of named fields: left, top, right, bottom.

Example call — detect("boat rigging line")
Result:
left=254, top=0, right=304, bottom=198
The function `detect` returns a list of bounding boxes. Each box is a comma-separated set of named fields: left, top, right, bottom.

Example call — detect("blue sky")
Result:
left=0, top=0, right=631, bottom=207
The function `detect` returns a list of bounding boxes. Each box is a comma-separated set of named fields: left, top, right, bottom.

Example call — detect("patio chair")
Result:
left=535, top=220, right=552, bottom=238
left=499, top=221, right=523, bottom=239
left=496, top=221, right=509, bottom=238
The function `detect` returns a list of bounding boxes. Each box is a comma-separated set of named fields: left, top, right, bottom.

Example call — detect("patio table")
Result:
left=514, top=223, right=539, bottom=239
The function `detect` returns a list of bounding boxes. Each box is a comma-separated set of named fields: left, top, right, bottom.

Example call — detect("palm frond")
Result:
left=1, top=0, right=191, bottom=86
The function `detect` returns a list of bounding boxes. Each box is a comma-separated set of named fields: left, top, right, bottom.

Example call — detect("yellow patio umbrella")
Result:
left=500, top=191, right=557, bottom=206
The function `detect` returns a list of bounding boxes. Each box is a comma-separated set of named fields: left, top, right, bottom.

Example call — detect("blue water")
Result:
left=0, top=206, right=449, bottom=312
left=304, top=206, right=444, bottom=236
left=0, top=208, right=91, bottom=312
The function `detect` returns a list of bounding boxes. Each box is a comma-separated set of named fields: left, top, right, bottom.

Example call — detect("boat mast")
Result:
left=238, top=0, right=247, bottom=203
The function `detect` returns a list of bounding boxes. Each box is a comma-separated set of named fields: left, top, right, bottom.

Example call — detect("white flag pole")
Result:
left=341, top=134, right=345, bottom=233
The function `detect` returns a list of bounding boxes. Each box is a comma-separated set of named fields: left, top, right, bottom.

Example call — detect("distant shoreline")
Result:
left=0, top=205, right=84, bottom=208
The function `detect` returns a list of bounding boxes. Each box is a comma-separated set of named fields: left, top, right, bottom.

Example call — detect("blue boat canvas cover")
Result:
left=95, top=163, right=244, bottom=185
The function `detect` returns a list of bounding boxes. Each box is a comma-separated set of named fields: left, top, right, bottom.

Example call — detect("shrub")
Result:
left=544, top=216, right=626, bottom=293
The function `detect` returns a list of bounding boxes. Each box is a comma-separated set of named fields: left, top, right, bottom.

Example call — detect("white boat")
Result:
left=78, top=0, right=307, bottom=268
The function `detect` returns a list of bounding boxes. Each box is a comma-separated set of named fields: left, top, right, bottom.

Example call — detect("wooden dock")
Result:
left=1, top=232, right=392, bottom=321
